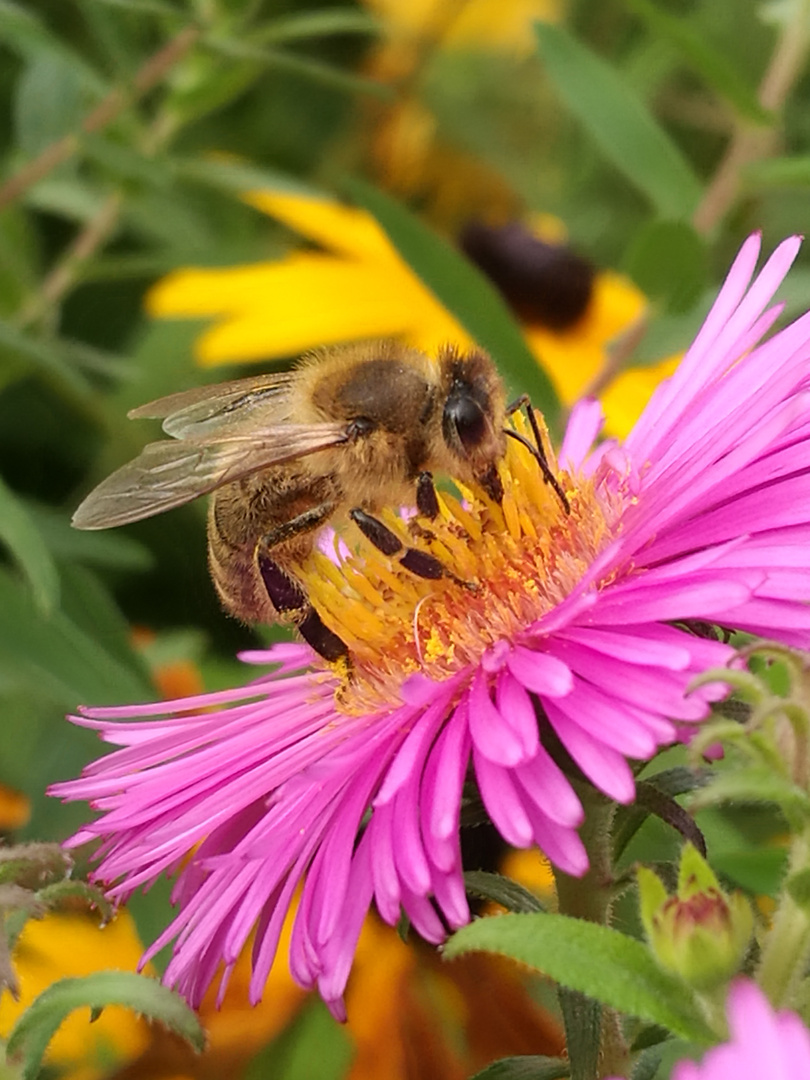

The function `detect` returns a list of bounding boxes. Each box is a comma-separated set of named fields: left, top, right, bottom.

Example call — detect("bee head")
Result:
left=439, top=348, right=506, bottom=473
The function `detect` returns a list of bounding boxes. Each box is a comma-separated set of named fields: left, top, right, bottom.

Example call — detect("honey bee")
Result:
left=73, top=341, right=564, bottom=664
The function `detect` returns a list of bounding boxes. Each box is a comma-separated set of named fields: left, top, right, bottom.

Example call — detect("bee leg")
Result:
left=256, top=500, right=349, bottom=665
left=416, top=471, right=439, bottom=519
left=349, top=508, right=477, bottom=590
left=476, top=462, right=504, bottom=504
left=261, top=501, right=338, bottom=548
left=297, top=608, right=351, bottom=664
left=258, top=553, right=349, bottom=664
left=504, top=394, right=570, bottom=514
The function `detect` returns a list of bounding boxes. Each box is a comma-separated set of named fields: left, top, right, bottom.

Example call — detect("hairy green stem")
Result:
left=555, top=792, right=628, bottom=1079
left=757, top=828, right=810, bottom=1008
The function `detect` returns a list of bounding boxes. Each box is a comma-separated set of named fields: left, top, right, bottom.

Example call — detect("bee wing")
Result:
left=129, top=371, right=297, bottom=439
left=72, top=423, right=348, bottom=530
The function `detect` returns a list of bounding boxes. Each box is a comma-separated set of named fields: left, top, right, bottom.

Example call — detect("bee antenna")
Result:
left=504, top=396, right=570, bottom=514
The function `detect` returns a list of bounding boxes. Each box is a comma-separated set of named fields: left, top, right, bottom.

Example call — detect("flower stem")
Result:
left=0, top=24, right=201, bottom=211
left=757, top=828, right=810, bottom=1008
left=692, top=0, right=810, bottom=235
left=555, top=791, right=628, bottom=1079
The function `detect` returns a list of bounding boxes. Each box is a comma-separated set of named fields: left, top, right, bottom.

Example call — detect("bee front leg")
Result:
left=505, top=394, right=569, bottom=514
left=416, top=471, right=439, bottom=519
left=349, top=508, right=476, bottom=590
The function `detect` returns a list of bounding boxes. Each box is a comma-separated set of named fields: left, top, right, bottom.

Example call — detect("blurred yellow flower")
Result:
left=368, top=0, right=560, bottom=57
left=0, top=907, right=307, bottom=1080
left=147, top=189, right=674, bottom=439
left=362, top=0, right=562, bottom=223
left=0, top=911, right=151, bottom=1080
left=108, top=914, right=306, bottom=1080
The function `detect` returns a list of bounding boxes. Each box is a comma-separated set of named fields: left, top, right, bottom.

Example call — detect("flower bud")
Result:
left=638, top=844, right=753, bottom=990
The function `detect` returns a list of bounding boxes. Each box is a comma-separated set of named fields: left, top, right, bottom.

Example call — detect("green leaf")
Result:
left=162, top=52, right=264, bottom=127
left=345, top=179, right=560, bottom=427
left=171, top=156, right=318, bottom=199
left=253, top=9, right=380, bottom=44
left=6, top=972, right=204, bottom=1079
left=60, top=339, right=137, bottom=380
left=0, top=319, right=95, bottom=404
left=710, top=847, right=787, bottom=898
left=0, top=204, right=38, bottom=311
left=744, top=155, right=810, bottom=189
left=23, top=177, right=105, bottom=223
left=633, top=776, right=707, bottom=854
left=23, top=502, right=152, bottom=570
left=464, top=870, right=546, bottom=913
left=631, top=1045, right=666, bottom=1080
left=623, top=221, right=708, bottom=314
left=57, top=562, right=151, bottom=686
left=469, top=1057, right=569, bottom=1080
left=14, top=53, right=93, bottom=157
left=444, top=914, right=713, bottom=1043
left=0, top=567, right=150, bottom=707
left=203, top=37, right=393, bottom=100
left=0, top=476, right=59, bottom=613
left=534, top=22, right=702, bottom=219
left=626, top=0, right=771, bottom=125
left=0, top=0, right=107, bottom=90
left=83, top=0, right=184, bottom=17
left=694, top=766, right=810, bottom=817
left=81, top=134, right=174, bottom=189
left=631, top=298, right=712, bottom=366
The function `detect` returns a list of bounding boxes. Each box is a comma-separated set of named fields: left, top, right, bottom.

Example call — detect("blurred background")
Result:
left=0, top=0, right=808, bottom=1075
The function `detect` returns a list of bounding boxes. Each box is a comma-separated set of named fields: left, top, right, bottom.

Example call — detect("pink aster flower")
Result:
left=52, top=234, right=810, bottom=1015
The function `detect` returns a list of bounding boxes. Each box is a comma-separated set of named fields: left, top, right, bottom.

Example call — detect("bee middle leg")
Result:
left=349, top=507, right=476, bottom=590
left=257, top=500, right=349, bottom=664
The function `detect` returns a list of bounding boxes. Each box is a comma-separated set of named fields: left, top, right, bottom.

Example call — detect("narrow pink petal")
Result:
left=391, top=778, right=432, bottom=896
left=588, top=578, right=753, bottom=625
left=367, top=804, right=401, bottom=925
left=521, top=801, right=588, bottom=877
left=315, top=836, right=374, bottom=1007
left=559, top=397, right=603, bottom=470
left=426, top=700, right=471, bottom=842
left=506, top=646, right=573, bottom=697
left=473, top=749, right=533, bottom=847
left=496, top=670, right=540, bottom=758
left=512, top=748, right=583, bottom=828
left=543, top=699, right=636, bottom=803
left=432, top=867, right=470, bottom=929
left=467, top=669, right=527, bottom=765
left=374, top=698, right=447, bottom=804
left=560, top=625, right=693, bottom=670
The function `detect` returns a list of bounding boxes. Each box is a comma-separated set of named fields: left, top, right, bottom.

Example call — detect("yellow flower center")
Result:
left=299, top=413, right=616, bottom=714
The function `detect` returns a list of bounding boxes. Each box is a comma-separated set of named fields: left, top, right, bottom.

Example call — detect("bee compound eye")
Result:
left=445, top=395, right=487, bottom=454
